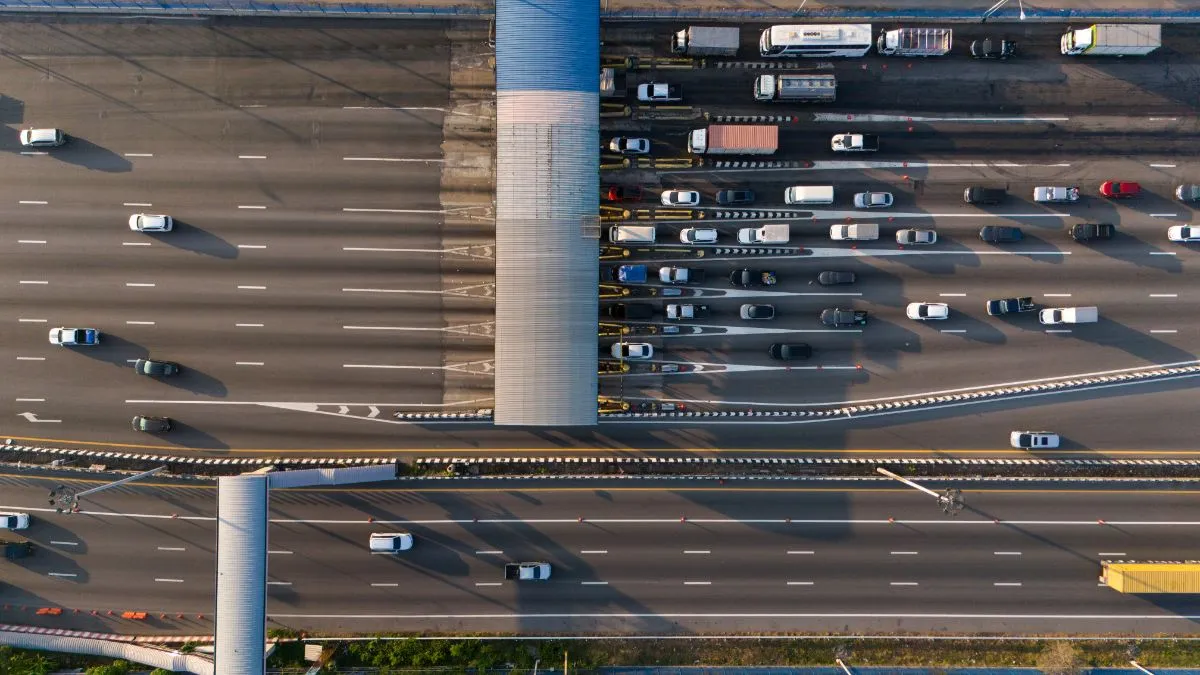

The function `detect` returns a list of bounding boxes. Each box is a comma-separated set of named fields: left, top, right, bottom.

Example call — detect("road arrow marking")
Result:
left=18, top=412, right=61, bottom=423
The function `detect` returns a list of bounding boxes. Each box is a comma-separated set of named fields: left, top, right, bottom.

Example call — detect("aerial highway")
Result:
left=2, top=476, right=1199, bottom=635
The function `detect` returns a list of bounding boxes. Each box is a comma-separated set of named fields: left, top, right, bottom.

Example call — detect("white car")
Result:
left=906, top=302, right=949, bottom=320
left=608, top=137, right=650, bottom=155
left=1033, top=186, right=1080, bottom=203
left=369, top=532, right=413, bottom=553
left=0, top=512, right=29, bottom=530
left=895, top=229, right=937, bottom=245
left=854, top=191, right=894, bottom=209
left=20, top=128, right=65, bottom=147
left=129, top=213, right=174, bottom=232
left=1168, top=225, right=1200, bottom=242
left=1010, top=431, right=1060, bottom=449
left=661, top=190, right=701, bottom=207
left=679, top=227, right=718, bottom=244
left=611, top=342, right=653, bottom=360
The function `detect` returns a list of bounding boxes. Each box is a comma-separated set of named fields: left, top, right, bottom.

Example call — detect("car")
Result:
left=715, top=189, right=755, bottom=206
left=963, top=187, right=1006, bottom=205
left=740, top=304, right=775, bottom=320
left=129, top=213, right=174, bottom=232
left=896, top=229, right=937, bottom=245
left=48, top=327, right=100, bottom=346
left=0, top=512, right=30, bottom=530
left=906, top=302, right=950, bottom=320
left=608, top=137, right=650, bottom=155
left=1176, top=184, right=1200, bottom=202
left=611, top=342, right=653, bottom=360
left=606, top=303, right=654, bottom=320
left=131, top=415, right=172, bottom=433
left=134, top=358, right=180, bottom=377
left=768, top=343, right=812, bottom=361
left=20, top=128, right=65, bottom=147
left=369, top=532, right=414, bottom=553
left=1010, top=431, right=1060, bottom=449
left=660, top=267, right=704, bottom=284
left=853, top=191, right=894, bottom=209
left=970, top=38, right=1016, bottom=59
left=820, top=308, right=868, bottom=327
left=1069, top=223, right=1115, bottom=242
left=603, top=185, right=643, bottom=203
left=1033, top=186, right=1079, bottom=203
left=730, top=269, right=776, bottom=287
left=679, top=227, right=718, bottom=244
left=666, top=304, right=708, bottom=320
left=661, top=190, right=701, bottom=207
left=1099, top=180, right=1140, bottom=199
left=979, top=225, right=1023, bottom=243
left=987, top=297, right=1035, bottom=316
left=817, top=271, right=856, bottom=286
left=1168, top=225, right=1200, bottom=242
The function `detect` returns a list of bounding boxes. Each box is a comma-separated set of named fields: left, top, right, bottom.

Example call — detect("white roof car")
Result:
left=1033, top=186, right=1080, bottom=203
left=1010, top=431, right=1060, bottom=449
left=608, top=137, right=650, bottom=155
left=895, top=229, right=937, bottom=245
left=906, top=302, right=950, bottom=320
left=679, top=227, right=718, bottom=244
left=369, top=532, right=413, bottom=553
left=48, top=327, right=100, bottom=346
left=1168, top=225, right=1200, bottom=242
left=853, top=191, right=894, bottom=209
left=20, top=128, right=65, bottom=147
left=661, top=190, right=701, bottom=207
left=129, top=213, right=174, bottom=232
left=0, top=512, right=29, bottom=530
left=611, top=342, right=653, bottom=360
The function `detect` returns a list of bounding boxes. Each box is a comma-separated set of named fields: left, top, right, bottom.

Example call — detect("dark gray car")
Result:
left=134, top=358, right=180, bottom=377
left=817, top=271, right=856, bottom=285
left=964, top=187, right=1007, bottom=205
left=716, top=189, right=755, bottom=206
left=769, top=343, right=812, bottom=361
left=132, top=415, right=172, bottom=433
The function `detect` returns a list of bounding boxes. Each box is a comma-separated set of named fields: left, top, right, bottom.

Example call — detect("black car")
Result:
left=730, top=269, right=777, bottom=287
left=134, top=358, right=180, bottom=377
left=606, top=303, right=654, bottom=320
left=963, top=187, right=1007, bottom=205
left=716, top=189, right=756, bottom=206
left=979, top=225, right=1023, bottom=243
left=820, top=308, right=868, bottom=327
left=740, top=304, right=776, bottom=320
left=769, top=343, right=812, bottom=361
left=817, top=271, right=856, bottom=286
left=1069, top=223, right=1115, bottom=242
left=132, top=415, right=172, bottom=433
left=970, top=38, right=1016, bottom=60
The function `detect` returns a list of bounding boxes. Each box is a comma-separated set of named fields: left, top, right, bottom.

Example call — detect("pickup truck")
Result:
left=829, top=223, right=879, bottom=241
left=659, top=267, right=705, bottom=284
left=1033, top=186, right=1080, bottom=203
left=605, top=264, right=648, bottom=284
left=666, top=304, right=708, bottom=320
left=504, top=562, right=551, bottom=581
left=831, top=133, right=879, bottom=152
left=820, top=308, right=869, bottom=327
left=637, top=83, right=683, bottom=103
left=986, top=297, right=1035, bottom=316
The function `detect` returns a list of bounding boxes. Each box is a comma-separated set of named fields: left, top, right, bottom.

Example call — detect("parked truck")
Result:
left=831, top=133, right=879, bottom=152
left=753, top=74, right=837, bottom=102
left=505, top=562, right=552, bottom=581
left=688, top=125, right=779, bottom=155
left=1101, top=560, right=1200, bottom=593
left=737, top=223, right=790, bottom=245
left=876, top=27, right=953, bottom=56
left=671, top=26, right=740, bottom=56
left=637, top=82, right=683, bottom=103
left=829, top=223, right=879, bottom=241
left=1061, top=24, right=1161, bottom=56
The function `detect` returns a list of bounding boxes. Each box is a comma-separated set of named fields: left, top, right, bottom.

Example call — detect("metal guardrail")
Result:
left=0, top=0, right=488, bottom=16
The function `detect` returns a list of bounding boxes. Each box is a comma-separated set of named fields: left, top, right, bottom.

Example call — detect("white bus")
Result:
left=759, top=24, right=873, bottom=58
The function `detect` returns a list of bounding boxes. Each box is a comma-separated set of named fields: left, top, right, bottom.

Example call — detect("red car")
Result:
left=602, top=185, right=643, bottom=203
left=1099, top=180, right=1140, bottom=198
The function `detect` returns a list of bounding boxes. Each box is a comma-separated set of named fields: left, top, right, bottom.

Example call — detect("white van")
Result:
left=784, top=185, right=834, bottom=205
left=1039, top=306, right=1098, bottom=325
left=829, top=223, right=879, bottom=241
left=608, top=225, right=657, bottom=244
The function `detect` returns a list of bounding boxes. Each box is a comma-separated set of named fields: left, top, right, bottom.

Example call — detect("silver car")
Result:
left=129, top=214, right=174, bottom=232
left=853, top=191, right=893, bottom=209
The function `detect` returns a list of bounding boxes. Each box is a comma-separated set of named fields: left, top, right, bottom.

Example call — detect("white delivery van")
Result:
left=784, top=185, right=834, bottom=205
left=1039, top=306, right=1098, bottom=325
left=608, top=225, right=657, bottom=244
left=737, top=223, right=790, bottom=245
left=829, top=223, right=879, bottom=241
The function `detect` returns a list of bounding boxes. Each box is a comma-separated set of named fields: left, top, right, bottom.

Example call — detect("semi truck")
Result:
left=876, top=27, right=952, bottom=56
left=688, top=125, right=778, bottom=155
left=1101, top=560, right=1200, bottom=593
left=1061, top=24, right=1161, bottom=56
left=671, top=26, right=740, bottom=56
left=505, top=562, right=551, bottom=581
left=737, top=223, right=790, bottom=245
left=831, top=133, right=879, bottom=152
left=753, top=74, right=837, bottom=102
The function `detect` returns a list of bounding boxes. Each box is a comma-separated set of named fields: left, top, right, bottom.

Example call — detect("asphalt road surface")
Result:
left=2, top=476, right=1199, bottom=635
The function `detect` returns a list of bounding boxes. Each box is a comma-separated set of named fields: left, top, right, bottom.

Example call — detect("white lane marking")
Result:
left=48, top=572, right=77, bottom=578
left=475, top=582, right=502, bottom=587
left=267, top=581, right=293, bottom=586
left=683, top=550, right=711, bottom=554
left=581, top=581, right=609, bottom=586
left=125, top=283, right=156, bottom=287
left=1043, top=293, right=1072, bottom=298
left=938, top=293, right=966, bottom=297
left=126, top=321, right=155, bottom=326
left=272, top=610, right=1200, bottom=620
left=18, top=319, right=46, bottom=323
left=157, top=546, right=185, bottom=551
left=939, top=329, right=966, bottom=334
left=787, top=550, right=815, bottom=555
left=237, top=245, right=267, bottom=250
left=342, top=105, right=447, bottom=111
left=240, top=104, right=267, bottom=108
left=1045, top=329, right=1072, bottom=334
left=124, top=153, right=154, bottom=158
left=238, top=205, right=267, bottom=209
left=16, top=357, right=46, bottom=361
left=342, top=208, right=446, bottom=214
left=1150, top=164, right=1176, bottom=168
left=20, top=151, right=47, bottom=155
left=49, top=540, right=77, bottom=546
left=19, top=200, right=47, bottom=205
left=122, top=242, right=152, bottom=247
left=124, top=202, right=152, bottom=207
left=890, top=551, right=919, bottom=555
left=238, top=155, right=267, bottom=159
left=17, top=240, right=46, bottom=244
left=371, top=583, right=399, bottom=587
left=994, top=551, right=1023, bottom=556
left=1150, top=251, right=1177, bottom=255
left=890, top=582, right=919, bottom=586
left=1150, top=294, right=1178, bottom=298
left=683, top=581, right=712, bottom=585
left=1150, top=213, right=1178, bottom=217
left=1150, top=330, right=1178, bottom=334
left=16, top=398, right=46, bottom=402
left=236, top=323, right=264, bottom=327
left=787, top=581, right=814, bottom=586
left=155, top=578, right=184, bottom=583
left=580, top=550, right=608, bottom=555
left=19, top=280, right=48, bottom=285
left=1099, top=552, right=1128, bottom=557
left=237, top=285, right=267, bottom=290
left=994, top=582, right=1023, bottom=587
left=343, top=157, right=444, bottom=163
left=235, top=361, right=265, bottom=366
left=268, top=550, right=293, bottom=555
left=476, top=550, right=503, bottom=555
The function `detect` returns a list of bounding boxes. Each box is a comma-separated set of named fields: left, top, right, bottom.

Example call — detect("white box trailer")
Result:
left=1061, top=24, right=1161, bottom=56
left=876, top=27, right=952, bottom=56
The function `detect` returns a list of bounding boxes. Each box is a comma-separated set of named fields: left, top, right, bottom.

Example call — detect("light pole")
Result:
left=875, top=467, right=965, bottom=516
left=981, top=0, right=1026, bottom=22
left=533, top=659, right=540, bottom=675
left=48, top=466, right=167, bottom=513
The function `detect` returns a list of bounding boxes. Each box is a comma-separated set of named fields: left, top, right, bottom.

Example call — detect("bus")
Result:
left=759, top=24, right=873, bottom=58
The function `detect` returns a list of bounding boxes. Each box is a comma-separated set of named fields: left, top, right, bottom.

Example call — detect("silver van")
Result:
left=608, top=225, right=657, bottom=244
left=785, top=185, right=834, bottom=205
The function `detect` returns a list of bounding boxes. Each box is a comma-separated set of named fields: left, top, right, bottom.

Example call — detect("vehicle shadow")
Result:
left=150, top=220, right=239, bottom=260
left=1079, top=230, right=1184, bottom=273
left=53, top=137, right=132, bottom=173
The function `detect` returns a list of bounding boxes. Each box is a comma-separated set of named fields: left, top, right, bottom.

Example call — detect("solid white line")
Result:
left=1099, top=552, right=1127, bottom=557
left=475, top=582, right=502, bottom=587
left=236, top=323, right=264, bottom=327
left=787, top=581, right=814, bottom=586
left=787, top=551, right=814, bottom=555
left=125, top=283, right=155, bottom=287
left=16, top=357, right=45, bottom=361
left=238, top=155, right=267, bottom=159
left=18, top=319, right=46, bottom=323
left=237, top=245, right=267, bottom=249
left=271, top=610, right=1200, bottom=620
left=238, top=205, right=267, bottom=209
left=19, top=200, right=47, bottom=205
left=890, top=582, right=919, bottom=586
left=343, top=157, right=444, bottom=163
left=235, top=361, right=264, bottom=366
left=580, top=550, right=608, bottom=555
left=1150, top=214, right=1177, bottom=218
left=581, top=581, right=609, bottom=586
left=20, top=151, right=46, bottom=155
left=155, top=578, right=184, bottom=583
left=267, top=581, right=293, bottom=586
left=268, top=550, right=293, bottom=555
left=342, top=208, right=445, bottom=214
left=16, top=398, right=46, bottom=402
left=1043, top=293, right=1072, bottom=298
left=157, top=546, right=185, bottom=551
left=1150, top=330, right=1178, bottom=334
left=124, top=153, right=154, bottom=157
left=19, top=280, right=48, bottom=285
left=683, top=581, right=712, bottom=585
left=126, top=321, right=155, bottom=325
left=1150, top=164, right=1176, bottom=168
left=1150, top=294, right=1178, bottom=298
left=890, top=551, right=919, bottom=555
left=994, top=552, right=1022, bottom=556
left=476, top=550, right=503, bottom=555
left=938, top=293, right=966, bottom=297
left=684, top=550, right=711, bottom=554
left=1045, top=329, right=1072, bottom=334
left=49, top=540, right=77, bottom=546
left=241, top=104, right=267, bottom=108
left=17, top=240, right=46, bottom=244
left=371, top=583, right=399, bottom=587
left=1150, top=251, right=1177, bottom=255
left=939, top=329, right=966, bottom=334
left=122, top=242, right=152, bottom=247
left=124, top=202, right=152, bottom=207
left=994, top=582, right=1023, bottom=587
left=48, top=572, right=77, bottom=578
left=237, top=285, right=267, bottom=290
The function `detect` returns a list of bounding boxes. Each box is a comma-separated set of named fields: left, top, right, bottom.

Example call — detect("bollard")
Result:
left=888, top=517, right=895, bottom=524
left=367, top=517, right=374, bottom=523
left=680, top=516, right=687, bottom=523
left=1098, top=519, right=1106, bottom=525
left=577, top=517, right=584, bottom=523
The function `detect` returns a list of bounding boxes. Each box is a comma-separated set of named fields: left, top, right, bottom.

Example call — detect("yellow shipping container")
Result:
left=1101, top=561, right=1200, bottom=594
